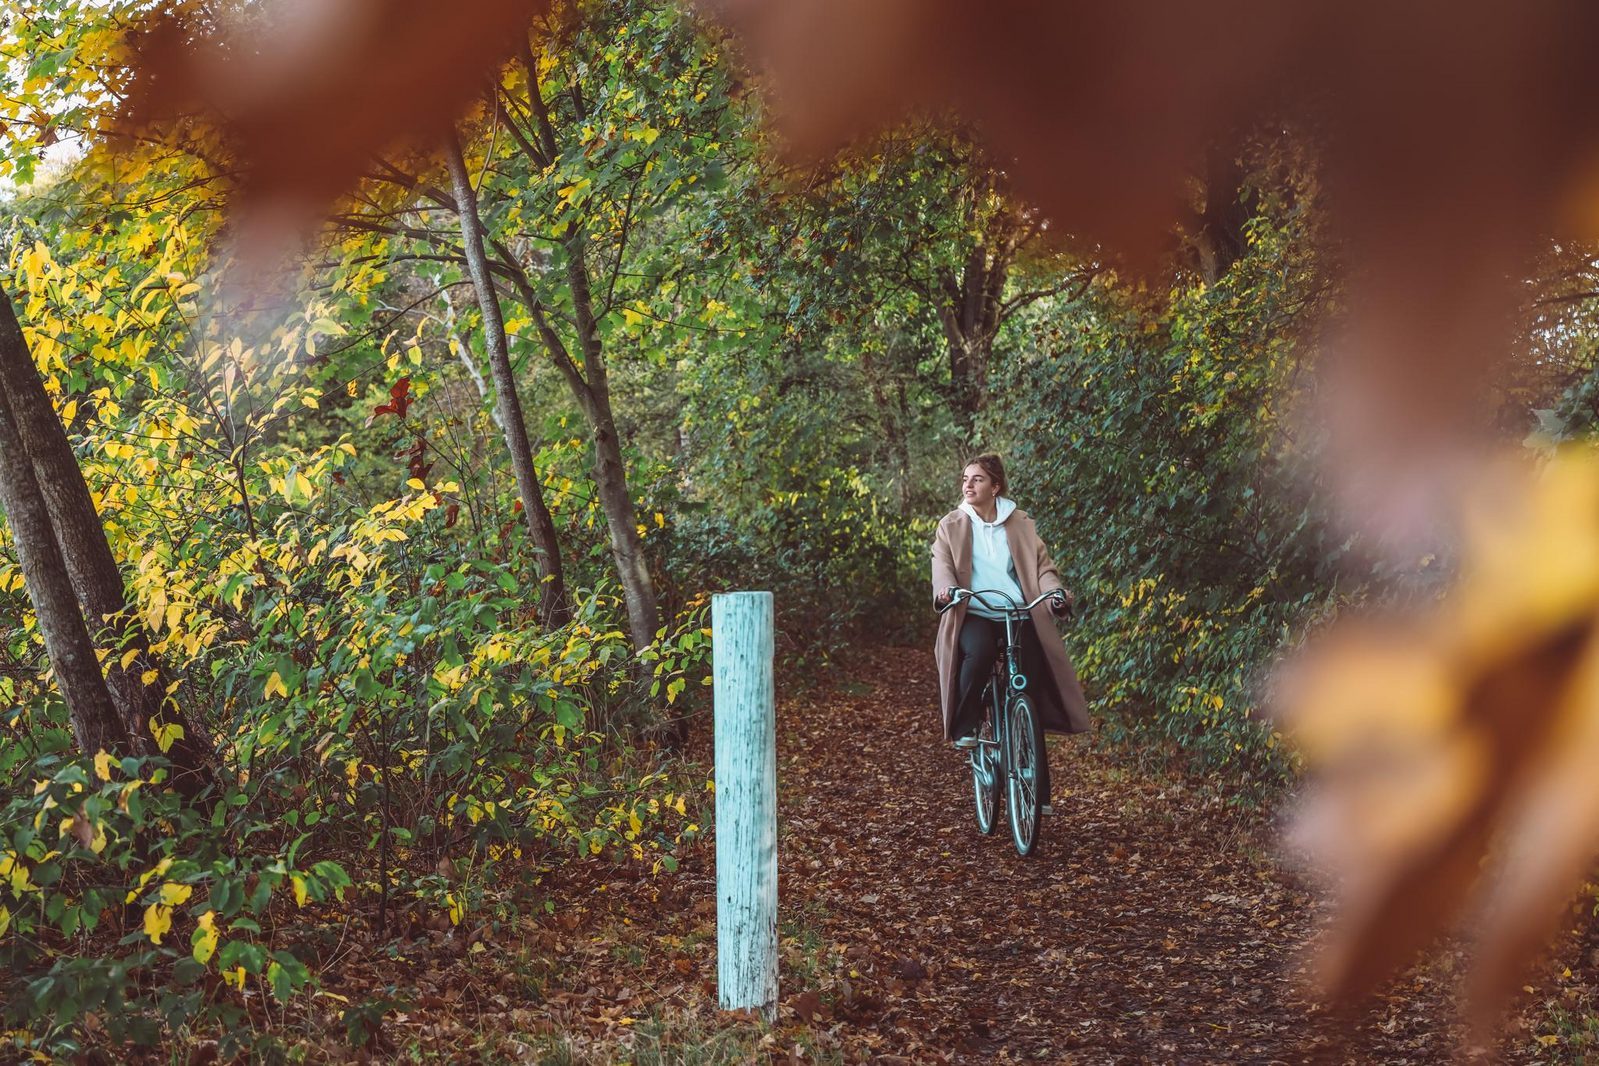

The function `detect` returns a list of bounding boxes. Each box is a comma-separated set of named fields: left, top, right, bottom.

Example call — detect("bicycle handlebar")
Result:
left=937, top=586, right=1071, bottom=618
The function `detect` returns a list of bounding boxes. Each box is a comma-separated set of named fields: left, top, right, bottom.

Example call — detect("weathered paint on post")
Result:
left=712, top=591, right=778, bottom=1018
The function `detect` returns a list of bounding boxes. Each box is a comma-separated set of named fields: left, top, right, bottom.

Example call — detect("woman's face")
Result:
left=961, top=464, right=1001, bottom=508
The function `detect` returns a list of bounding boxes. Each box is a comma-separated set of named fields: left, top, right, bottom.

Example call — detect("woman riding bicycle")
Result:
left=932, top=453, right=1090, bottom=814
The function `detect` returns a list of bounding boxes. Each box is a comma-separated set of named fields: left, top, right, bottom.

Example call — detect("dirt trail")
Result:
left=506, top=643, right=1578, bottom=1063
left=762, top=643, right=1509, bottom=1064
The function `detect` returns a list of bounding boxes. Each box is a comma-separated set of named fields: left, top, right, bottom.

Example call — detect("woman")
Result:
left=931, top=454, right=1090, bottom=813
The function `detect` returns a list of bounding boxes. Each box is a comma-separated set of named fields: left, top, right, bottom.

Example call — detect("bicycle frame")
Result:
left=940, top=586, right=1065, bottom=813
left=939, top=585, right=1063, bottom=738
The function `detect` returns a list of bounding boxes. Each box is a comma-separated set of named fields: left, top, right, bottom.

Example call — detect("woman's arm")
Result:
left=931, top=522, right=958, bottom=606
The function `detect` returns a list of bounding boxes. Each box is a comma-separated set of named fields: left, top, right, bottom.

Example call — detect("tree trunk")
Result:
left=0, top=286, right=215, bottom=788
left=563, top=231, right=661, bottom=652
left=937, top=243, right=1009, bottom=441
left=861, top=346, right=915, bottom=514
left=587, top=391, right=660, bottom=651
left=495, top=53, right=660, bottom=652
left=0, top=289, right=126, bottom=755
left=1187, top=148, right=1253, bottom=285
left=893, top=378, right=915, bottom=514
left=444, top=130, right=571, bottom=629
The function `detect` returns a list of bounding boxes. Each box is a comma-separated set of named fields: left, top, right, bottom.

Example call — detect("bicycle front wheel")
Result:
left=971, top=715, right=1001, bottom=834
left=1006, top=693, right=1044, bottom=856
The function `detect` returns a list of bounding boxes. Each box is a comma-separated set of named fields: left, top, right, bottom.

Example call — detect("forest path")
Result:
left=512, top=643, right=1574, bottom=1064
left=759, top=642, right=1491, bottom=1064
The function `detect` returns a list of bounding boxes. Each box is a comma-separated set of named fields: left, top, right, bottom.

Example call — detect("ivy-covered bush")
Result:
left=994, top=172, right=1340, bottom=783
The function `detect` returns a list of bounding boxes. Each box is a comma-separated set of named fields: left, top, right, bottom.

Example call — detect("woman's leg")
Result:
left=953, top=615, right=1002, bottom=740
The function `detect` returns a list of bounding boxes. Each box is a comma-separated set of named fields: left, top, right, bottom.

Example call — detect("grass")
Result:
left=1532, top=1003, right=1599, bottom=1063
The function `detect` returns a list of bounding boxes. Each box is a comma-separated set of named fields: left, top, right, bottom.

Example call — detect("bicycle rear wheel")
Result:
left=1006, top=692, right=1044, bottom=856
left=970, top=715, right=1001, bottom=834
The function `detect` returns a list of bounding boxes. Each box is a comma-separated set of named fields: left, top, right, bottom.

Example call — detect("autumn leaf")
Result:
left=366, top=376, right=413, bottom=425
left=1277, top=445, right=1599, bottom=1034
left=143, top=903, right=172, bottom=944
left=191, top=910, right=219, bottom=965
left=158, top=882, right=193, bottom=907
left=150, top=720, right=185, bottom=754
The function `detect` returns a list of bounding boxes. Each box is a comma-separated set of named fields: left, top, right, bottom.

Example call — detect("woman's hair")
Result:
left=965, top=452, right=1008, bottom=496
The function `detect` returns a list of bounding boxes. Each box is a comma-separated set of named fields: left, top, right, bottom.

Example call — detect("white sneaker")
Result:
left=953, top=735, right=979, bottom=749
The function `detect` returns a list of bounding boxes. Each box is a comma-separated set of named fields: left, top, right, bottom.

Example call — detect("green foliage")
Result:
left=994, top=160, right=1336, bottom=782
left=0, top=752, right=331, bottom=1056
left=663, top=472, right=928, bottom=661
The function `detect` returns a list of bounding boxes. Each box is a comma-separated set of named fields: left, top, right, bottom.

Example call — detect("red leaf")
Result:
left=390, top=376, right=412, bottom=419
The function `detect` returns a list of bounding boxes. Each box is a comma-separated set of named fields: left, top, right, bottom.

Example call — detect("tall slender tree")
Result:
left=0, top=283, right=213, bottom=788
left=444, top=128, right=571, bottom=627
left=0, top=285, right=128, bottom=756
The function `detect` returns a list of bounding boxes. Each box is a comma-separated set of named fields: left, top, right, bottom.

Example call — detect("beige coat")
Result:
left=931, top=508, right=1090, bottom=739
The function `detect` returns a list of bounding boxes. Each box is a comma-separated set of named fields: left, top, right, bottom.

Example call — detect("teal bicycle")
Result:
left=939, top=586, right=1066, bottom=857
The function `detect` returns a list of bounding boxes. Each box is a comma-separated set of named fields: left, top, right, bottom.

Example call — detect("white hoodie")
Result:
left=960, top=496, right=1024, bottom=619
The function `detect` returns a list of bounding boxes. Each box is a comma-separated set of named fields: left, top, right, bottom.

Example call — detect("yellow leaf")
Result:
left=144, top=903, right=172, bottom=944
left=192, top=910, right=218, bottom=964
left=151, top=721, right=185, bottom=754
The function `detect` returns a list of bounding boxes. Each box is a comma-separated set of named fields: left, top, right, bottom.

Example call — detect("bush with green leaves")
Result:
left=993, top=169, right=1339, bottom=783
left=662, top=470, right=928, bottom=663
left=0, top=455, right=710, bottom=1057
left=0, top=750, right=342, bottom=1057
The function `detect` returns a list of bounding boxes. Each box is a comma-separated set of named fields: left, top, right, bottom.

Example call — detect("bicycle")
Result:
left=938, top=586, right=1068, bottom=857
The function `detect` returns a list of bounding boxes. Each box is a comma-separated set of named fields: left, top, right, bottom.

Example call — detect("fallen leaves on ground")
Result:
left=105, top=643, right=1599, bottom=1062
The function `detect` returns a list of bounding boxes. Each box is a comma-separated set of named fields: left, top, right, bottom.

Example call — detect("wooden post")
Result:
left=712, top=591, right=777, bottom=1018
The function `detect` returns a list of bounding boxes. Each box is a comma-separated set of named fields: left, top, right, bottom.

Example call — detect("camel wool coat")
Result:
left=931, top=508, right=1090, bottom=740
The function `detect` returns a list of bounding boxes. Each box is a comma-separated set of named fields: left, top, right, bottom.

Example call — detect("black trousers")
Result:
left=953, top=614, right=1052, bottom=803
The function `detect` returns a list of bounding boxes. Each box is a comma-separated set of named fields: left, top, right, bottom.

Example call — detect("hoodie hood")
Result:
left=960, top=495, right=1017, bottom=525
